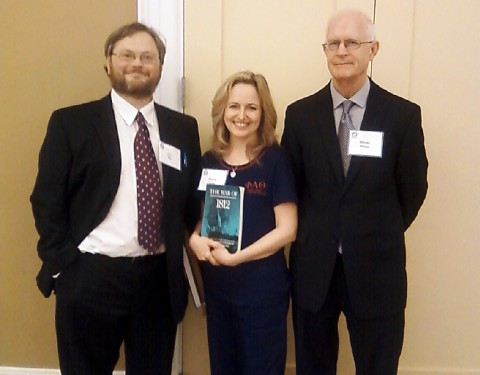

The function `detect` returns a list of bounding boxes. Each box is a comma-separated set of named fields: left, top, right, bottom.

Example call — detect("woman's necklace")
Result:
left=230, top=165, right=238, bottom=178
left=225, top=149, right=251, bottom=178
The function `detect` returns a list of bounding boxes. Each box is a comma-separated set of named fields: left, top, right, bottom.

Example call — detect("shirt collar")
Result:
left=330, top=78, right=371, bottom=110
left=110, top=89, right=156, bottom=127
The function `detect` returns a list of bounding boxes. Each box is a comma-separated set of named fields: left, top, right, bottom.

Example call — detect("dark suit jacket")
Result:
left=31, top=94, right=201, bottom=323
left=281, top=80, right=428, bottom=318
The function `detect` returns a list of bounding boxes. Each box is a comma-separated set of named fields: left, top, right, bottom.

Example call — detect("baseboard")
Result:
left=284, top=366, right=480, bottom=375
left=399, top=369, right=480, bottom=375
left=0, top=368, right=125, bottom=375
left=1, top=366, right=478, bottom=375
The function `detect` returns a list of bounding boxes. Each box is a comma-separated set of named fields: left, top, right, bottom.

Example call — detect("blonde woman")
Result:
left=189, top=71, right=297, bottom=374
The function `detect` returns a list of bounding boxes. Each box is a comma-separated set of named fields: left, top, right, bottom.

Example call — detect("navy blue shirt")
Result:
left=199, top=145, right=297, bottom=306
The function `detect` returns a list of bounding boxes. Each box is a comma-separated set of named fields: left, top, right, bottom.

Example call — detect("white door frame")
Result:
left=138, top=0, right=184, bottom=112
left=137, top=3, right=185, bottom=374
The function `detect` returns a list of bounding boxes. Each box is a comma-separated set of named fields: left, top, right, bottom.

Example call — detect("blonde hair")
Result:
left=210, top=71, right=278, bottom=158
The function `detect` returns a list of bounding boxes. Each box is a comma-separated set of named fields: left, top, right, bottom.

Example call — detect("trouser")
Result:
left=205, top=293, right=289, bottom=375
left=293, top=254, right=405, bottom=375
left=55, top=252, right=176, bottom=375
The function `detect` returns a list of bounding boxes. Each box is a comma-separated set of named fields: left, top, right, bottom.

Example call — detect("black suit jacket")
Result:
left=281, top=80, right=428, bottom=318
left=31, top=94, right=201, bottom=323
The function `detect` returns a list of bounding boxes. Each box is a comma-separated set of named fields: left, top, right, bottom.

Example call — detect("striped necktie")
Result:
left=338, top=100, right=355, bottom=175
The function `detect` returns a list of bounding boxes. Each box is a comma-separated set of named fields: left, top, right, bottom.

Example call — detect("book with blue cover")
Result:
left=201, top=184, right=244, bottom=253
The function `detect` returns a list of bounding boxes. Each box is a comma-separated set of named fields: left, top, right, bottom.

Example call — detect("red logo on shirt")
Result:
left=245, top=180, right=267, bottom=195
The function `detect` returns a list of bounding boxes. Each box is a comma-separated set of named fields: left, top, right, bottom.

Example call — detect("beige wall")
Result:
left=400, top=1, right=480, bottom=371
left=183, top=0, right=480, bottom=374
left=2, top=1, right=480, bottom=374
left=0, top=0, right=136, bottom=368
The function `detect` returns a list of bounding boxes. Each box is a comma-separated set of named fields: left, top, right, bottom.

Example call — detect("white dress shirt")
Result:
left=78, top=89, right=164, bottom=257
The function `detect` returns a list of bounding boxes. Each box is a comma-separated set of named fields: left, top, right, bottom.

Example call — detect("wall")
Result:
left=0, top=0, right=136, bottom=368
left=399, top=0, right=480, bottom=371
left=183, top=0, right=480, bottom=374
left=2, top=1, right=479, bottom=374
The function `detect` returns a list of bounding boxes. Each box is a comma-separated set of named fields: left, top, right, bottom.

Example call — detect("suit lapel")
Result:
left=344, top=81, right=385, bottom=188
left=94, top=95, right=121, bottom=192
left=314, top=86, right=345, bottom=185
left=155, top=104, right=173, bottom=190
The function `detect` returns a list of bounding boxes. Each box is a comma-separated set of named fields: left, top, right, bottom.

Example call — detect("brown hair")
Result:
left=104, top=22, right=166, bottom=63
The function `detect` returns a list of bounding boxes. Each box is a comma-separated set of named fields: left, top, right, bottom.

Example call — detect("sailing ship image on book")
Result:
left=201, top=184, right=244, bottom=253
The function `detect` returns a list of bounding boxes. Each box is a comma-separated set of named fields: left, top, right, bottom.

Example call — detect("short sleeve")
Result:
left=271, top=147, right=297, bottom=207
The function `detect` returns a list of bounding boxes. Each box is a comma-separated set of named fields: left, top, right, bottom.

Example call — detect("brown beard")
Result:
left=108, top=66, right=161, bottom=99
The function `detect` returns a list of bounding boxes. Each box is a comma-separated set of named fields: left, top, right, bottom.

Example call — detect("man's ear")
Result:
left=104, top=59, right=111, bottom=75
left=370, top=41, right=380, bottom=60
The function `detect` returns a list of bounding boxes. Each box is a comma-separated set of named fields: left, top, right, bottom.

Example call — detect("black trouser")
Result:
left=293, top=254, right=405, bottom=375
left=55, top=252, right=176, bottom=375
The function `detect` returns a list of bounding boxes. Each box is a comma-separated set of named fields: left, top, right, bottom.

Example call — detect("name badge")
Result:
left=159, top=141, right=181, bottom=171
left=197, top=168, right=228, bottom=191
left=348, top=130, right=384, bottom=158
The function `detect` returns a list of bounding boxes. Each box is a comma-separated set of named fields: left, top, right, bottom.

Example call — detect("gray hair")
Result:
left=325, top=9, right=376, bottom=41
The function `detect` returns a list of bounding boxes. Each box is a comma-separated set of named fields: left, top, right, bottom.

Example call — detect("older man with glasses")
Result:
left=282, top=9, right=428, bottom=375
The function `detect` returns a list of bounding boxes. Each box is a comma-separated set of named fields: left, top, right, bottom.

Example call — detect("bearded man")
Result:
left=31, top=22, right=201, bottom=375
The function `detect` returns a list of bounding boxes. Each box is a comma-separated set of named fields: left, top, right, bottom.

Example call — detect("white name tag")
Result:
left=159, top=141, right=181, bottom=171
left=348, top=130, right=384, bottom=158
left=197, top=168, right=228, bottom=191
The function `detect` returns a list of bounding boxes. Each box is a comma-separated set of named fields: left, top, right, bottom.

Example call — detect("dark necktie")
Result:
left=134, top=112, right=163, bottom=253
left=338, top=100, right=355, bottom=175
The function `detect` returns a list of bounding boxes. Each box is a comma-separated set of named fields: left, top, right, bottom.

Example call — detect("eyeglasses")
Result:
left=111, top=51, right=159, bottom=64
left=322, top=40, right=373, bottom=52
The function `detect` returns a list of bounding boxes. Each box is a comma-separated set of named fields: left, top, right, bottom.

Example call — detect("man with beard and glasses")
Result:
left=31, top=22, right=201, bottom=375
